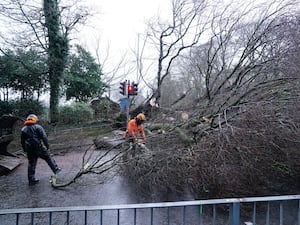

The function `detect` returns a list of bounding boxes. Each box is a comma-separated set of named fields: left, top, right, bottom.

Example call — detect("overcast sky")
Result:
left=70, top=0, right=171, bottom=99
left=78, top=0, right=169, bottom=58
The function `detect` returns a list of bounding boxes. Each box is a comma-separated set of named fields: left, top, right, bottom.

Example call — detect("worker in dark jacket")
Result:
left=21, top=114, right=61, bottom=185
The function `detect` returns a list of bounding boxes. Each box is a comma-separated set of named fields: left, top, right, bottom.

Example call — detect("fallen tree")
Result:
left=120, top=100, right=300, bottom=199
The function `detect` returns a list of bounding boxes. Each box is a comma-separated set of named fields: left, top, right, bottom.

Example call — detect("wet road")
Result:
left=0, top=150, right=207, bottom=225
left=0, top=151, right=142, bottom=209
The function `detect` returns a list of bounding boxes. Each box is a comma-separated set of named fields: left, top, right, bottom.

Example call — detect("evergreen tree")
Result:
left=43, top=0, right=69, bottom=123
left=64, top=45, right=107, bottom=102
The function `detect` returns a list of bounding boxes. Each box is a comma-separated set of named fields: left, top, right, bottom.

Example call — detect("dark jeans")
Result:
left=27, top=146, right=59, bottom=181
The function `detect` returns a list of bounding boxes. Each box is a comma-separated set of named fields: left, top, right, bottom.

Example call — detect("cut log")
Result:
left=93, top=137, right=126, bottom=149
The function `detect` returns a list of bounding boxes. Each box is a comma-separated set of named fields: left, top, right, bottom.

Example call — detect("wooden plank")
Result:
left=0, top=155, right=22, bottom=171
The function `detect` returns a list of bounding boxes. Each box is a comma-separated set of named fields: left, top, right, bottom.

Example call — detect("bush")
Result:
left=58, top=102, right=94, bottom=124
left=0, top=101, right=13, bottom=116
left=0, top=99, right=44, bottom=118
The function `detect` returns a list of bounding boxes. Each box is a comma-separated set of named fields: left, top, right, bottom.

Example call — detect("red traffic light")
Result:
left=128, top=85, right=133, bottom=94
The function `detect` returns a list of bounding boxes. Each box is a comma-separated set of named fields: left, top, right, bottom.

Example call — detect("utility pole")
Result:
left=136, top=33, right=140, bottom=82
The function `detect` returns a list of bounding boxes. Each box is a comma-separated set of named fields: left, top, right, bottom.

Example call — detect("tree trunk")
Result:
left=43, top=0, right=68, bottom=123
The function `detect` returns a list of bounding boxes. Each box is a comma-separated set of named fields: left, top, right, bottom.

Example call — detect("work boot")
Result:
left=29, top=179, right=39, bottom=186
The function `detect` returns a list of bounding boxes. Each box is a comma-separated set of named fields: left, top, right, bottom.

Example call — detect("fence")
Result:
left=0, top=195, right=299, bottom=225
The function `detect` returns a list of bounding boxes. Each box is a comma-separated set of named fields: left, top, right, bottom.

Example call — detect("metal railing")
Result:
left=0, top=195, right=299, bottom=225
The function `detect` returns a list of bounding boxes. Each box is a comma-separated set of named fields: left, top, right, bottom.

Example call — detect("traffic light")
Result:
left=119, top=81, right=126, bottom=96
left=127, top=82, right=138, bottom=96
left=127, top=84, right=134, bottom=95
left=133, top=82, right=138, bottom=95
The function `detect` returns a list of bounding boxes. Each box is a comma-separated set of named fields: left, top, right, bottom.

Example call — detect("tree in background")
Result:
left=64, top=45, right=107, bottom=102
left=143, top=0, right=206, bottom=105
left=0, top=51, right=17, bottom=102
left=0, top=49, right=47, bottom=101
left=12, top=49, right=48, bottom=100
left=177, top=0, right=299, bottom=119
left=43, top=0, right=69, bottom=123
left=0, top=0, right=91, bottom=122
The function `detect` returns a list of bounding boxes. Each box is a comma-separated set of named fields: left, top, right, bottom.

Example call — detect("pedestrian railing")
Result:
left=0, top=195, right=299, bottom=225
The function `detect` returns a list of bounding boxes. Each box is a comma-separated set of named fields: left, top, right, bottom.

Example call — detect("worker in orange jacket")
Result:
left=123, top=113, right=146, bottom=143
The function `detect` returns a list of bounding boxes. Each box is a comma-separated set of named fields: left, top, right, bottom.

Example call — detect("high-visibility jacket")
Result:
left=123, top=118, right=145, bottom=141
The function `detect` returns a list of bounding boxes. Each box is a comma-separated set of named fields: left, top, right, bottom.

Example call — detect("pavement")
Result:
left=0, top=150, right=140, bottom=210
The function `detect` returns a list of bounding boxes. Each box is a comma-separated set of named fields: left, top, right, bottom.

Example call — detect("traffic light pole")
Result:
left=126, top=80, right=130, bottom=129
left=126, top=101, right=130, bottom=129
left=119, top=80, right=139, bottom=129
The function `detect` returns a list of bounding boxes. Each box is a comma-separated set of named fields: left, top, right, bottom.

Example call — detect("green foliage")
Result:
left=58, top=102, right=94, bottom=124
left=64, top=45, right=107, bottom=102
left=0, top=49, right=48, bottom=101
left=0, top=101, right=13, bottom=116
left=0, top=99, right=44, bottom=118
left=99, top=99, right=111, bottom=110
left=44, top=0, right=69, bottom=123
left=13, top=99, right=45, bottom=117
left=13, top=49, right=48, bottom=98
left=0, top=51, right=17, bottom=101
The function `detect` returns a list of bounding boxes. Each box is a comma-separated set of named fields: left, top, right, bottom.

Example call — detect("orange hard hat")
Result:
left=136, top=113, right=146, bottom=121
left=26, top=114, right=38, bottom=123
